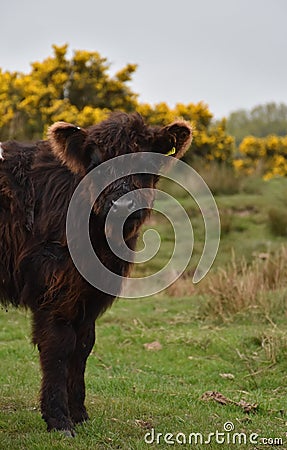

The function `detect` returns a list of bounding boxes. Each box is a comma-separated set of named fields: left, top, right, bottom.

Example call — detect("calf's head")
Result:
left=48, top=112, right=192, bottom=241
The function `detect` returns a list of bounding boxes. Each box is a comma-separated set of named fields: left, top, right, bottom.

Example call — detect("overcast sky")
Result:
left=1, top=0, right=286, bottom=118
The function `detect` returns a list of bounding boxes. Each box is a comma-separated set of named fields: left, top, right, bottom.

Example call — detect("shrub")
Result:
left=220, top=209, right=233, bottom=235
left=240, top=175, right=265, bottom=195
left=268, top=207, right=287, bottom=236
left=195, top=162, right=241, bottom=196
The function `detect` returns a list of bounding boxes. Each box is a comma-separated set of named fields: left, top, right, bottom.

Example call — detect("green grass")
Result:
left=1, top=299, right=287, bottom=449
left=150, top=176, right=287, bottom=273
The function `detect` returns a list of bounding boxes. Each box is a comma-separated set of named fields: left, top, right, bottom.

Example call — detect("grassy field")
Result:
left=1, top=171, right=287, bottom=449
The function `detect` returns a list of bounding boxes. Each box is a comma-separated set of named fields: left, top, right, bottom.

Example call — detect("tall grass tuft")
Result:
left=201, top=246, right=287, bottom=322
left=195, top=162, right=241, bottom=196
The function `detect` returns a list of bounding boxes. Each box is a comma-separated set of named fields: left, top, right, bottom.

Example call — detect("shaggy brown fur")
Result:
left=0, top=112, right=192, bottom=435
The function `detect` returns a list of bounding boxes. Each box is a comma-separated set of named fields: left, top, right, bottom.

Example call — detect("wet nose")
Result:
left=111, top=198, right=136, bottom=216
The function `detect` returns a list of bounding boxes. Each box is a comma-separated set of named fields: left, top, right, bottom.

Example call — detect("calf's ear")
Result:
left=48, top=121, right=88, bottom=174
left=153, top=121, right=193, bottom=159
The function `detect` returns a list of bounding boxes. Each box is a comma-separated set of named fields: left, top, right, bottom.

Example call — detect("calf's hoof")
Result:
left=60, top=429, right=76, bottom=438
left=70, top=407, right=89, bottom=425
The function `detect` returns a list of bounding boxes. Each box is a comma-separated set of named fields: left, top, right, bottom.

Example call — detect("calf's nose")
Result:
left=111, top=198, right=136, bottom=217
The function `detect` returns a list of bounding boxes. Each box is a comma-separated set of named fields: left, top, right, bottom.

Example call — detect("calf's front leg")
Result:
left=33, top=312, right=77, bottom=434
left=67, top=320, right=96, bottom=425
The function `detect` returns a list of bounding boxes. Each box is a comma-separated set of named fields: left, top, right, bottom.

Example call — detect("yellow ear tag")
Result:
left=165, top=146, right=176, bottom=156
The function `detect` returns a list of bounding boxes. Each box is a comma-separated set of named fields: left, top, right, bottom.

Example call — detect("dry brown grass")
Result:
left=195, top=162, right=242, bottom=196
left=200, top=246, right=287, bottom=321
left=166, top=270, right=196, bottom=297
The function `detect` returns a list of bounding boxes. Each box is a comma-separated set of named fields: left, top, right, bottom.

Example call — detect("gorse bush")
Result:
left=2, top=45, right=287, bottom=180
left=235, top=134, right=287, bottom=179
left=0, top=44, right=235, bottom=166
